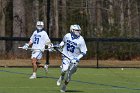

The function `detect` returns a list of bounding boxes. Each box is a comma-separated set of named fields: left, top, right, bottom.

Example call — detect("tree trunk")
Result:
left=33, top=0, right=39, bottom=22
left=131, top=0, right=140, bottom=37
left=120, top=0, right=124, bottom=37
left=108, top=0, right=114, bottom=28
left=137, top=0, right=140, bottom=36
left=88, top=0, right=96, bottom=37
left=53, top=0, right=59, bottom=38
left=127, top=0, right=132, bottom=37
left=60, top=0, right=67, bottom=36
left=43, top=0, right=47, bottom=30
left=13, top=0, right=25, bottom=57
left=96, top=0, right=102, bottom=37
left=0, top=0, right=7, bottom=53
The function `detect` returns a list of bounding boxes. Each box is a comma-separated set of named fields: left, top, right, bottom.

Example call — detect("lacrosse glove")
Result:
left=22, top=43, right=29, bottom=50
left=71, top=58, right=79, bottom=65
left=48, top=43, right=55, bottom=52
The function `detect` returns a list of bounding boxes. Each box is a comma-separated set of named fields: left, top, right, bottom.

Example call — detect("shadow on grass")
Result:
left=66, top=90, right=84, bottom=92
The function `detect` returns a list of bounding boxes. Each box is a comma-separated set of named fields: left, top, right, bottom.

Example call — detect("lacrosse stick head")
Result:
left=53, top=44, right=60, bottom=49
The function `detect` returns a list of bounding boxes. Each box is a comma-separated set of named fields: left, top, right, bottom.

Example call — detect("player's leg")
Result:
left=57, top=58, right=70, bottom=86
left=29, top=58, right=38, bottom=79
left=60, top=63, right=77, bottom=92
left=36, top=60, right=49, bottom=73
left=44, top=64, right=49, bottom=72
left=29, top=51, right=42, bottom=79
left=44, top=56, right=49, bottom=72
left=57, top=69, right=65, bottom=86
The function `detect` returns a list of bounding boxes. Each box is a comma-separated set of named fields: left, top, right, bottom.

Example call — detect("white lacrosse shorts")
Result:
left=61, top=58, right=71, bottom=72
left=31, top=51, right=43, bottom=59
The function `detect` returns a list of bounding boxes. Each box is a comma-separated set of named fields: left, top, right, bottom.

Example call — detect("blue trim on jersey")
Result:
left=71, top=32, right=80, bottom=40
left=62, top=62, right=66, bottom=65
left=37, top=29, right=44, bottom=33
left=36, top=51, right=42, bottom=59
left=81, top=52, right=86, bottom=56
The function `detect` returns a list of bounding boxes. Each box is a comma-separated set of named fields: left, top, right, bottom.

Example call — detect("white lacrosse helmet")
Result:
left=36, top=21, right=44, bottom=30
left=70, top=24, right=81, bottom=36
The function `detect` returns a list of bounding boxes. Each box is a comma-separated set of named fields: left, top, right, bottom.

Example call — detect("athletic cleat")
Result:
left=60, top=90, right=65, bottom=93
left=57, top=76, right=63, bottom=86
left=60, top=85, right=66, bottom=92
left=29, top=75, right=36, bottom=79
left=44, top=64, right=49, bottom=72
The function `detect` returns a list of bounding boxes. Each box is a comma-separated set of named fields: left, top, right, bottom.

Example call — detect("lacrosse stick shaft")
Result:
left=18, top=47, right=49, bottom=51
left=18, top=47, right=33, bottom=50
left=53, top=47, right=71, bottom=60
left=54, top=47, right=78, bottom=67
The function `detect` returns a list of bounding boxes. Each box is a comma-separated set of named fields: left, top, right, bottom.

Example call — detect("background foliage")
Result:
left=0, top=0, right=140, bottom=60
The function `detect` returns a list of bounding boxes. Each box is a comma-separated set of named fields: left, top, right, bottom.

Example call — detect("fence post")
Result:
left=46, top=0, right=51, bottom=65
left=96, top=41, right=99, bottom=68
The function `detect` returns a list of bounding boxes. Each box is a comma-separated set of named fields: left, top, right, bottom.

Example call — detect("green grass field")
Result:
left=0, top=67, right=140, bottom=93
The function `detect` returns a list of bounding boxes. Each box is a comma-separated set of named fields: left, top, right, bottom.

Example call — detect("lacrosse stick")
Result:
left=53, top=46, right=71, bottom=60
left=53, top=46, right=77, bottom=71
left=18, top=47, right=50, bottom=51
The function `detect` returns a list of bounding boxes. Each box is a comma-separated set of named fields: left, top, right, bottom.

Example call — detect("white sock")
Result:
left=33, top=72, right=36, bottom=76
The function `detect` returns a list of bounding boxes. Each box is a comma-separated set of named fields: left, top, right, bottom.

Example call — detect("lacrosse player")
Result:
left=22, top=21, right=53, bottom=79
left=56, top=24, right=87, bottom=92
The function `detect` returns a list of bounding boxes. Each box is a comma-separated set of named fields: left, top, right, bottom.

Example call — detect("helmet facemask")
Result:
left=73, top=29, right=81, bottom=36
left=70, top=25, right=81, bottom=37
left=36, top=21, right=44, bottom=31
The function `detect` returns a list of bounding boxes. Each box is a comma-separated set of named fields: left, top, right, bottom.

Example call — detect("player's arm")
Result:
left=22, top=33, right=34, bottom=49
left=71, top=51, right=87, bottom=64
left=71, top=39, right=87, bottom=64
left=59, top=34, right=67, bottom=47
left=77, top=39, right=87, bottom=60
left=77, top=52, right=87, bottom=60
left=59, top=41, right=64, bottom=47
left=53, top=34, right=66, bottom=48
left=46, top=41, right=53, bottom=48
left=44, top=33, right=54, bottom=51
left=27, top=40, right=33, bottom=46
left=73, top=51, right=87, bottom=63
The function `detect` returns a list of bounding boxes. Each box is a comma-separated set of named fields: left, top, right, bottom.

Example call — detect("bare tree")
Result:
left=43, top=0, right=47, bottom=30
left=127, top=0, right=132, bottom=37
left=87, top=0, right=96, bottom=37
left=108, top=0, right=114, bottom=27
left=131, top=0, right=140, bottom=37
left=33, top=0, right=39, bottom=23
left=120, top=0, right=124, bottom=36
left=96, top=0, right=103, bottom=37
left=0, top=0, right=7, bottom=53
left=13, top=0, right=25, bottom=56
left=60, top=0, right=67, bottom=36
left=137, top=0, right=140, bottom=35
left=54, top=0, right=59, bottom=37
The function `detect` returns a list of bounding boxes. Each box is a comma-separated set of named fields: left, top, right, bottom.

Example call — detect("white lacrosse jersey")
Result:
left=62, top=33, right=87, bottom=59
left=30, top=30, right=50, bottom=51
